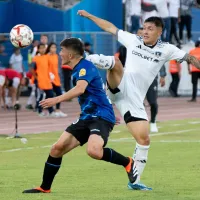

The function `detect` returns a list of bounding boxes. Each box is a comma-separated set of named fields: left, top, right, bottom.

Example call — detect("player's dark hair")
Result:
left=138, top=27, right=143, bottom=30
left=60, top=38, right=84, bottom=56
left=144, top=17, right=164, bottom=30
left=45, top=42, right=56, bottom=54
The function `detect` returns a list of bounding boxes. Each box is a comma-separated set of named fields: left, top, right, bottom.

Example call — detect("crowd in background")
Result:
left=29, top=0, right=80, bottom=10
left=0, top=34, right=93, bottom=116
left=123, top=0, right=200, bottom=45
left=121, top=0, right=200, bottom=101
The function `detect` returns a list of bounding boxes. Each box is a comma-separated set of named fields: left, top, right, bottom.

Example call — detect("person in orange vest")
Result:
left=31, top=43, right=56, bottom=117
left=188, top=40, right=200, bottom=102
left=169, top=60, right=181, bottom=97
left=46, top=42, right=67, bottom=117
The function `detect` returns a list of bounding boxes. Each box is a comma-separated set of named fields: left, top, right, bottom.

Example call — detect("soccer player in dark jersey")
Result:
left=23, top=38, right=139, bottom=194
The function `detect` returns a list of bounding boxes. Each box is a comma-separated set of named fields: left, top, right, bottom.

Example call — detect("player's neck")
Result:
left=144, top=41, right=157, bottom=48
left=70, top=57, right=83, bottom=69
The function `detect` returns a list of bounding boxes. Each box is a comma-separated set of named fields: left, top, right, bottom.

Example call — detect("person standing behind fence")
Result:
left=31, top=43, right=56, bottom=117
left=169, top=60, right=181, bottom=97
left=46, top=42, right=67, bottom=117
left=179, top=0, right=195, bottom=44
left=168, top=0, right=181, bottom=46
left=188, top=40, right=200, bottom=102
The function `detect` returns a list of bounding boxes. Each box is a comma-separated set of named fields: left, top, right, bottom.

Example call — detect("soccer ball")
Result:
left=10, top=24, right=34, bottom=48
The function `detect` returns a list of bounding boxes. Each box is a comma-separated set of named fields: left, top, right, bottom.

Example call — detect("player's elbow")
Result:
left=76, top=85, right=86, bottom=95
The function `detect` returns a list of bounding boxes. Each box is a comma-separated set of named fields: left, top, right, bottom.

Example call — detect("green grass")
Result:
left=0, top=119, right=200, bottom=200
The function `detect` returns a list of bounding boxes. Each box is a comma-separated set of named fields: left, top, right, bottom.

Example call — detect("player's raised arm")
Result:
left=183, top=53, right=200, bottom=70
left=77, top=10, right=118, bottom=35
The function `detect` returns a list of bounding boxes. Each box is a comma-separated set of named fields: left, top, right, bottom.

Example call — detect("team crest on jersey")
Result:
left=79, top=68, right=86, bottom=77
left=155, top=51, right=162, bottom=58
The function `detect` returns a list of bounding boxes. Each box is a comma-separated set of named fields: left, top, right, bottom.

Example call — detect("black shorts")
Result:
left=66, top=118, right=114, bottom=146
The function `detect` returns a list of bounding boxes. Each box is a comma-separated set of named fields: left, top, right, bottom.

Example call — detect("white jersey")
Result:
left=118, top=29, right=185, bottom=100
left=108, top=30, right=186, bottom=120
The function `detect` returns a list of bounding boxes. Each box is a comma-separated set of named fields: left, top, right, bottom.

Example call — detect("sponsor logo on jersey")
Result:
left=79, top=68, right=86, bottom=77
left=132, top=50, right=159, bottom=63
left=155, top=51, right=162, bottom=58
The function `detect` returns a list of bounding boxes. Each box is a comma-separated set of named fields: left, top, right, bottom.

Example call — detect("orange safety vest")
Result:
left=48, top=54, right=61, bottom=87
left=32, top=55, right=52, bottom=90
left=169, top=60, right=180, bottom=73
left=189, top=48, right=200, bottom=72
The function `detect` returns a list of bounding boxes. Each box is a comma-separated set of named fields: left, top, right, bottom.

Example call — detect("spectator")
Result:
left=187, top=40, right=200, bottom=102
left=124, top=0, right=142, bottom=33
left=169, top=60, right=181, bottom=97
left=84, top=42, right=93, bottom=55
left=9, top=48, right=24, bottom=74
left=141, top=0, right=158, bottom=24
left=0, top=34, right=8, bottom=44
left=168, top=0, right=181, bottom=45
left=179, top=0, right=195, bottom=44
left=31, top=35, right=48, bottom=58
left=0, top=44, right=9, bottom=69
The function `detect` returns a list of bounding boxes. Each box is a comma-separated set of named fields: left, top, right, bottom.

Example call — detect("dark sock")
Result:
left=40, top=155, right=62, bottom=190
left=101, top=148, right=129, bottom=167
left=150, top=103, right=158, bottom=123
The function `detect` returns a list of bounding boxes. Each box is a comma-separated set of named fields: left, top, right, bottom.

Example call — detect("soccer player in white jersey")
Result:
left=78, top=10, right=200, bottom=191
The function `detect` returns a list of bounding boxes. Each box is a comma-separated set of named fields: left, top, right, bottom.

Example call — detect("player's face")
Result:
left=143, top=22, right=162, bottom=45
left=60, top=47, right=73, bottom=65
left=50, top=44, right=57, bottom=54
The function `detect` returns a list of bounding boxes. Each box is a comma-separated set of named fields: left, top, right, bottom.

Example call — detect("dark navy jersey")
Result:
left=72, top=59, right=115, bottom=124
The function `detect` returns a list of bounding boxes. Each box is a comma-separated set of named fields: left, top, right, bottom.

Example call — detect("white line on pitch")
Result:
left=1, top=128, right=200, bottom=153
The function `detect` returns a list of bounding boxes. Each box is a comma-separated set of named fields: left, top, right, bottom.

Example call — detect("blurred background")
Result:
left=0, top=0, right=200, bottom=96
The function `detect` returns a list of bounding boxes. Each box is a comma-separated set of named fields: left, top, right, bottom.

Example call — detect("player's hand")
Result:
left=160, top=77, right=165, bottom=87
left=77, top=10, right=91, bottom=18
left=39, top=97, right=58, bottom=109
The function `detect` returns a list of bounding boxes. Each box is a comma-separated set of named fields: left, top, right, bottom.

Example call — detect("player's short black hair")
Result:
left=138, top=27, right=143, bottom=30
left=144, top=17, right=164, bottom=30
left=60, top=38, right=84, bottom=56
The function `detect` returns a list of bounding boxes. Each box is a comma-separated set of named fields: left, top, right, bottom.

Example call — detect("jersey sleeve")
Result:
left=166, top=44, right=186, bottom=63
left=76, top=65, right=95, bottom=84
left=117, top=29, right=137, bottom=48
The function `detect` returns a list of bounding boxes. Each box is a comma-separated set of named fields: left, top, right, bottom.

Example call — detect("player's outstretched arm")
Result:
left=77, top=10, right=118, bottom=35
left=184, top=53, right=200, bottom=70
left=40, top=80, right=88, bottom=108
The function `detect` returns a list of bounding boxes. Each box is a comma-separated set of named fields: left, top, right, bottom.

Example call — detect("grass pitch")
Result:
left=0, top=119, right=200, bottom=200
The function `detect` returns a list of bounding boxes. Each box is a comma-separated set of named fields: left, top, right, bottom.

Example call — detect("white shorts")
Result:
left=12, top=77, right=20, bottom=88
left=107, top=72, right=148, bottom=121
left=0, top=75, right=5, bottom=86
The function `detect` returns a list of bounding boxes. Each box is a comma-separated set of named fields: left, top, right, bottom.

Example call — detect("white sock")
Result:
left=133, top=143, right=150, bottom=177
left=86, top=54, right=115, bottom=70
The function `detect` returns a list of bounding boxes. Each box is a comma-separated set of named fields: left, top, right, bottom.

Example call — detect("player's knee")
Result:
left=137, top=135, right=150, bottom=146
left=50, top=143, right=65, bottom=157
left=87, top=145, right=102, bottom=160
